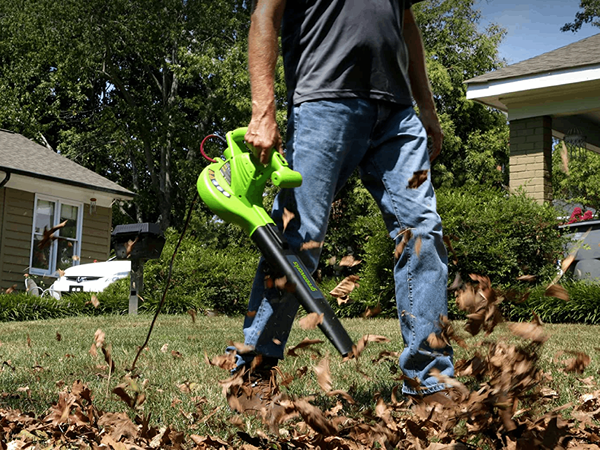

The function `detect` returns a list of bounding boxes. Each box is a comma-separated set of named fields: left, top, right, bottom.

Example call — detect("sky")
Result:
left=475, top=0, right=600, bottom=65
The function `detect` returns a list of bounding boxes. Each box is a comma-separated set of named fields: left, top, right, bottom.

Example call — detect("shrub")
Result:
left=329, top=184, right=569, bottom=319
left=503, top=281, right=600, bottom=324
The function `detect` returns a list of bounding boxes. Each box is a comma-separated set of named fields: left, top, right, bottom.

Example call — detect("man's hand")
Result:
left=246, top=0, right=287, bottom=164
left=419, top=106, right=443, bottom=162
left=245, top=114, right=282, bottom=164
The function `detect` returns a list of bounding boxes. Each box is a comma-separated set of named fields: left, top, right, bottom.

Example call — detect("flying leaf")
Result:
left=561, top=254, right=576, bottom=274
left=187, top=309, right=197, bottom=323
left=545, top=283, right=569, bottom=301
left=407, top=169, right=428, bottom=189
left=509, top=322, right=548, bottom=343
left=339, top=255, right=361, bottom=267
left=282, top=207, right=295, bottom=232
left=90, top=294, right=99, bottom=308
left=329, top=275, right=359, bottom=298
left=299, top=312, right=324, bottom=330
left=363, top=303, right=381, bottom=318
left=516, top=275, right=537, bottom=282
left=300, top=240, right=323, bottom=251
left=94, top=329, right=105, bottom=348
left=37, top=220, right=68, bottom=250
left=5, top=284, right=17, bottom=294
left=395, top=228, right=413, bottom=259
left=414, top=236, right=422, bottom=257
left=314, top=357, right=332, bottom=393
left=56, top=332, right=62, bottom=342
left=287, top=338, right=324, bottom=357
left=126, top=236, right=139, bottom=257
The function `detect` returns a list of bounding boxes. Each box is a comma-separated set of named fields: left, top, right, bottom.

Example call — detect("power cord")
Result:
left=129, top=134, right=225, bottom=372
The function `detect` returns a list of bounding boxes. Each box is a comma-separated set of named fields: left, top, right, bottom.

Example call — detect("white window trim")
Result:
left=29, top=194, right=84, bottom=277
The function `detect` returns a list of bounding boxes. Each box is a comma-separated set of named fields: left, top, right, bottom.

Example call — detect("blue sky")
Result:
left=475, top=0, right=600, bottom=64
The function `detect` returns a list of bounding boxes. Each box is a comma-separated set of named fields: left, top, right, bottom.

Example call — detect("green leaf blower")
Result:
left=197, top=128, right=355, bottom=357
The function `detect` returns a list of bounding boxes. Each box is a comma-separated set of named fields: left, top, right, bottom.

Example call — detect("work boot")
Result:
left=226, top=358, right=281, bottom=414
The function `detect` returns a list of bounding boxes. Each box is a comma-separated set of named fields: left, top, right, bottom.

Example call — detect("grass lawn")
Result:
left=0, top=313, right=599, bottom=440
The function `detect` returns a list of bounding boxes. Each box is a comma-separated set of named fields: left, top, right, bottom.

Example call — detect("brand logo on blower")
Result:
left=292, top=261, right=318, bottom=292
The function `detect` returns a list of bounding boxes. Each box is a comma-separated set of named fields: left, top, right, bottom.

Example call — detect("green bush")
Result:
left=328, top=184, right=569, bottom=319
left=503, top=281, right=600, bottom=324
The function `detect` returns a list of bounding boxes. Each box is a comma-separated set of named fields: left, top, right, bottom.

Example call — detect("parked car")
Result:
left=560, top=219, right=600, bottom=282
left=48, top=259, right=131, bottom=299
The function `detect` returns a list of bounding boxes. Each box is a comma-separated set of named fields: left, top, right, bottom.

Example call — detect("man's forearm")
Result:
left=403, top=9, right=435, bottom=112
left=248, top=0, right=285, bottom=121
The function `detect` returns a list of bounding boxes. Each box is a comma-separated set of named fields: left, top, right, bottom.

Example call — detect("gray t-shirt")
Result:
left=281, top=0, right=422, bottom=106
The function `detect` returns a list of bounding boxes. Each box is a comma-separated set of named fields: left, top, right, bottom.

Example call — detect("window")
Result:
left=30, top=195, right=83, bottom=277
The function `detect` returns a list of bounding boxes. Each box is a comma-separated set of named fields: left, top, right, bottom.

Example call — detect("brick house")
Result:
left=0, top=129, right=134, bottom=291
left=465, top=33, right=600, bottom=204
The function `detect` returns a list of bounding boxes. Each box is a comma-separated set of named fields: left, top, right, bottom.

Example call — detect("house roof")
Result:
left=465, top=33, right=600, bottom=84
left=0, top=129, right=134, bottom=198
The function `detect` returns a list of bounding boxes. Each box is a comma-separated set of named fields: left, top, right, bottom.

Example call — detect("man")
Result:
left=235, top=0, right=454, bottom=402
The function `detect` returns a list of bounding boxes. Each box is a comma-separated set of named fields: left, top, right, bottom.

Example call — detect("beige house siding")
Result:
left=0, top=189, right=113, bottom=291
left=81, top=204, right=112, bottom=264
left=0, top=188, right=34, bottom=290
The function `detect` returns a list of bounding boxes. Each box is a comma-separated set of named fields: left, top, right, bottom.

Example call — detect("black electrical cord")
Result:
left=129, top=190, right=199, bottom=372
left=129, top=132, right=226, bottom=372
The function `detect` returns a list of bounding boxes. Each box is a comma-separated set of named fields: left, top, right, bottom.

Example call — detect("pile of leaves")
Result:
left=3, top=276, right=600, bottom=449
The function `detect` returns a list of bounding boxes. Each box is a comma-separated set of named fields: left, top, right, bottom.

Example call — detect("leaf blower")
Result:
left=197, top=127, right=355, bottom=358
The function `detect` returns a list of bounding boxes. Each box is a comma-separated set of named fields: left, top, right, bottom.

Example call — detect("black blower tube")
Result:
left=251, top=224, right=355, bottom=357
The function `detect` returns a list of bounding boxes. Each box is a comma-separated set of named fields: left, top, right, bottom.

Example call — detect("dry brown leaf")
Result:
left=160, top=343, right=169, bottom=353
left=564, top=352, right=591, bottom=374
left=362, top=302, right=382, bottom=318
left=293, top=399, right=337, bottom=435
left=55, top=331, right=62, bottom=342
left=72, top=255, right=80, bottom=261
left=246, top=310, right=257, bottom=318
left=229, top=341, right=255, bottom=354
left=125, top=236, right=139, bottom=257
left=5, top=283, right=17, bottom=294
left=94, top=329, right=105, bottom=348
left=408, top=169, right=428, bottom=189
left=561, top=254, right=576, bottom=274
left=282, top=207, right=295, bottom=232
left=90, top=294, right=99, bottom=308
left=516, top=274, right=537, bottom=282
left=509, top=322, right=548, bottom=343
left=395, top=228, right=413, bottom=259
left=287, top=338, right=324, bottom=357
left=299, top=312, right=324, bottom=330
left=414, top=236, right=422, bottom=257
left=329, top=275, right=359, bottom=298
left=545, top=283, right=570, bottom=301
left=314, top=357, right=332, bottom=393
left=299, top=240, right=323, bottom=251
left=187, top=309, right=197, bottom=323
left=561, top=140, right=570, bottom=175
left=339, top=255, right=361, bottom=267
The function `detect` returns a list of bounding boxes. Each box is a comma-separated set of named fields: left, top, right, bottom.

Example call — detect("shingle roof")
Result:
left=0, top=129, right=134, bottom=198
left=466, top=33, right=600, bottom=84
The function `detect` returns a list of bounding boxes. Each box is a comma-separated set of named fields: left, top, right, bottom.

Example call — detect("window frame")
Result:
left=29, top=194, right=84, bottom=277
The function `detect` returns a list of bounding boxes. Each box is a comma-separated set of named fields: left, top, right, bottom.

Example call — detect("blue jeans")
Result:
left=240, top=98, right=453, bottom=395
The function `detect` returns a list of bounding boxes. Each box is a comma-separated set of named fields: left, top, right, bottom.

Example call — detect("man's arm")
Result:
left=403, top=8, right=443, bottom=162
left=245, top=0, right=287, bottom=164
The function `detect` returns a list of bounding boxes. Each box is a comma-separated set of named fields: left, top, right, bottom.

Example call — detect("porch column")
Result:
left=509, top=115, right=553, bottom=204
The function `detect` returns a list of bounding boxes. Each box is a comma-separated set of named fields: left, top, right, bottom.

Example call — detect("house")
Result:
left=465, top=33, right=600, bottom=204
left=0, top=129, right=135, bottom=291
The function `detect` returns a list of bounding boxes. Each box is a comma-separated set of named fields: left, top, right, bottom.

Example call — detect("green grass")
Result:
left=0, top=314, right=599, bottom=438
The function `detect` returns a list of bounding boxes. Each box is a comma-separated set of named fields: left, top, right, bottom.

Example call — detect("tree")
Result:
left=561, top=0, right=600, bottom=32
left=0, top=0, right=274, bottom=230
left=552, top=144, right=600, bottom=213
left=410, top=0, right=509, bottom=189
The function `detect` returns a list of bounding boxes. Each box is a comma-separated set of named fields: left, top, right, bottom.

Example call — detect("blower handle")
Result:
left=227, top=128, right=302, bottom=189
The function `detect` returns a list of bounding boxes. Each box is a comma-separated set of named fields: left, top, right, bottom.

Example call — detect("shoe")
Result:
left=226, top=363, right=280, bottom=413
left=409, top=387, right=463, bottom=407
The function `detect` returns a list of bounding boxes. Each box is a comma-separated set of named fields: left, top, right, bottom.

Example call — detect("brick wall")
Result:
left=509, top=116, right=553, bottom=204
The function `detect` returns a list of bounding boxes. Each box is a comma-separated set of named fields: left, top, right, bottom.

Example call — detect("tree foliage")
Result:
left=412, top=0, right=509, bottom=189
left=0, top=0, right=267, bottom=229
left=552, top=144, right=600, bottom=213
left=561, top=0, right=600, bottom=32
